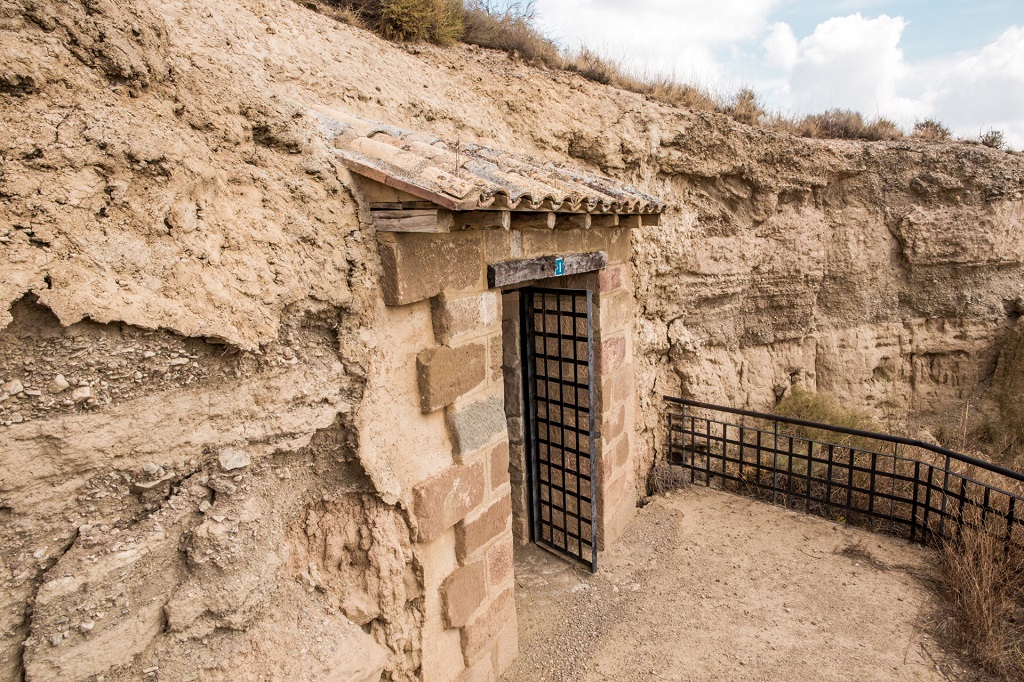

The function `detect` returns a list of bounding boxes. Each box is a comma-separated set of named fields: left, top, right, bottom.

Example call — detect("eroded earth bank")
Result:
left=1, top=0, right=1022, bottom=679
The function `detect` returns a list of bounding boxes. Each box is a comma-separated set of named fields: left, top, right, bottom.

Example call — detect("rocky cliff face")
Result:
left=1, top=0, right=1022, bottom=679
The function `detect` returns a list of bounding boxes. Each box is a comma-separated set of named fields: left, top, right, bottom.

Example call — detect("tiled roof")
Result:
left=310, top=106, right=665, bottom=215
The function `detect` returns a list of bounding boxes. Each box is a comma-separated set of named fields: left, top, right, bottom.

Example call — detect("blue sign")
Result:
left=554, top=257, right=565, bottom=276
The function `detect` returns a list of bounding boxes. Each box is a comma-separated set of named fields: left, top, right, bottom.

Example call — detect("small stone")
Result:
left=218, top=448, right=250, bottom=471
left=24, top=389, right=41, bottom=397
left=51, top=375, right=70, bottom=392
left=78, top=524, right=93, bottom=534
left=50, top=634, right=61, bottom=647
left=207, top=478, right=237, bottom=495
left=78, top=620, right=95, bottom=634
left=168, top=358, right=189, bottom=366
left=198, top=501, right=212, bottom=513
left=2, top=379, right=23, bottom=395
left=142, top=463, right=161, bottom=476
left=142, top=351, right=156, bottom=358
left=70, top=387, right=92, bottom=403
left=133, top=371, right=143, bottom=380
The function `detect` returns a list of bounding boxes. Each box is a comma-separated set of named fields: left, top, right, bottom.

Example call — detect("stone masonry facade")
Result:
left=370, top=182, right=642, bottom=682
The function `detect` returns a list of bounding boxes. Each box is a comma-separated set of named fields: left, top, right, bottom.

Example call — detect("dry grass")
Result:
left=770, top=109, right=905, bottom=141
left=981, top=129, right=1008, bottom=150
left=461, top=1, right=560, bottom=67
left=940, top=520, right=1024, bottom=680
left=913, top=118, right=952, bottom=141
left=771, top=386, right=879, bottom=445
left=301, top=1, right=982, bottom=142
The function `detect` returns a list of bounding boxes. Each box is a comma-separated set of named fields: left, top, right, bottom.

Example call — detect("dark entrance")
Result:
left=520, top=287, right=599, bottom=572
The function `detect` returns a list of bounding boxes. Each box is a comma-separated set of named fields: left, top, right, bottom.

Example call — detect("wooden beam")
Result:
left=590, top=214, right=620, bottom=229
left=454, top=210, right=511, bottom=230
left=618, top=215, right=642, bottom=229
left=372, top=209, right=454, bottom=233
left=369, top=201, right=439, bottom=211
left=511, top=212, right=556, bottom=230
left=556, top=213, right=592, bottom=230
left=641, top=213, right=662, bottom=227
left=488, top=251, right=608, bottom=288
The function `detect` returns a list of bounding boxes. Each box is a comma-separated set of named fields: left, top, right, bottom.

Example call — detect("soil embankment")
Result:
left=1, top=0, right=1022, bottom=679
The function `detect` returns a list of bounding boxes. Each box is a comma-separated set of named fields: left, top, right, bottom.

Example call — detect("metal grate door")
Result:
left=521, top=288, right=598, bottom=572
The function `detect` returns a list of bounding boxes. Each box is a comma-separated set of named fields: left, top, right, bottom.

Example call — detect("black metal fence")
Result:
left=665, top=397, right=1024, bottom=549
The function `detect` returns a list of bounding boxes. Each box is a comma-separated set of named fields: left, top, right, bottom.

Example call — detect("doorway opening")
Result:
left=501, top=287, right=599, bottom=572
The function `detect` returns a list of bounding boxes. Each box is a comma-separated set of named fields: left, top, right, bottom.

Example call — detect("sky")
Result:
left=530, top=0, right=1024, bottom=147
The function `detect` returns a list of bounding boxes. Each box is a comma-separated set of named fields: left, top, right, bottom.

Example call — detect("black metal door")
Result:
left=521, top=288, right=598, bottom=572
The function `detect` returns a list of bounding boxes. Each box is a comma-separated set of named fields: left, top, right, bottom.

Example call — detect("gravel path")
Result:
left=502, top=486, right=972, bottom=681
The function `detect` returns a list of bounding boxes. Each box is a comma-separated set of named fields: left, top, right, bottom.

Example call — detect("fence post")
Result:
left=772, top=419, right=779, bottom=506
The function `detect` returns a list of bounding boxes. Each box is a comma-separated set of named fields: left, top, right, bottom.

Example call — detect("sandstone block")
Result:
left=417, top=343, right=486, bottom=413
left=555, top=227, right=607, bottom=255
left=601, top=402, right=627, bottom=445
left=598, top=264, right=627, bottom=292
left=413, top=462, right=486, bottom=542
left=599, top=289, right=632, bottom=335
left=606, top=226, right=632, bottom=264
left=486, top=536, right=514, bottom=590
left=492, top=619, right=520, bottom=678
left=460, top=588, right=516, bottom=664
left=441, top=561, right=487, bottom=628
left=432, top=292, right=500, bottom=344
left=520, top=229, right=558, bottom=258
left=489, top=440, right=510, bottom=490
left=379, top=232, right=484, bottom=306
left=447, top=391, right=506, bottom=458
left=597, top=334, right=626, bottom=376
left=600, top=363, right=635, bottom=409
left=456, top=654, right=492, bottom=682
left=456, top=493, right=512, bottom=561
left=479, top=225, right=512, bottom=262
left=488, top=334, right=503, bottom=383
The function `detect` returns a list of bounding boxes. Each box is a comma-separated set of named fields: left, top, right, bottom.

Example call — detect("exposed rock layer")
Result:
left=1, top=0, right=1022, bottom=680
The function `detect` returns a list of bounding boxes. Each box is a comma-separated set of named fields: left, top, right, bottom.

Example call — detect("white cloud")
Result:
left=924, top=27, right=1024, bottom=147
left=781, top=14, right=920, bottom=120
left=533, top=2, right=1024, bottom=147
left=534, top=0, right=780, bottom=84
left=762, top=22, right=798, bottom=70
left=763, top=17, right=1024, bottom=147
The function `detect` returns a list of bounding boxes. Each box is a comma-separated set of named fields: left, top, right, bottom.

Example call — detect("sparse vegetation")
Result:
left=913, top=118, right=952, bottom=141
left=940, top=520, right=1024, bottom=680
left=302, top=1, right=1012, bottom=144
left=981, top=128, right=1008, bottom=150
left=771, top=389, right=1024, bottom=679
left=461, top=1, right=560, bottom=66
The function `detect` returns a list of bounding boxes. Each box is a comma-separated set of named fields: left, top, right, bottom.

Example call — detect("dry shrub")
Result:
left=772, top=108, right=905, bottom=141
left=320, top=0, right=463, bottom=45
left=461, top=1, right=560, bottom=67
left=981, top=129, right=1008, bottom=150
left=727, top=87, right=763, bottom=126
left=913, top=118, right=952, bottom=141
left=940, top=522, right=1024, bottom=679
left=562, top=49, right=723, bottom=113
left=647, top=464, right=690, bottom=496
left=772, top=387, right=878, bottom=444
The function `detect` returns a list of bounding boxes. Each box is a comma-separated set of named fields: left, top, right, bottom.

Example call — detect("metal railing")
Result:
left=665, top=397, right=1024, bottom=548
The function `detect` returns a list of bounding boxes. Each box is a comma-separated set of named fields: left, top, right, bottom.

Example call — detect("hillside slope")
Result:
left=1, top=0, right=1022, bottom=679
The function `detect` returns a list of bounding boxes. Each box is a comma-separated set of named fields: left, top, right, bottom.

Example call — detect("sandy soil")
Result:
left=503, top=487, right=973, bottom=682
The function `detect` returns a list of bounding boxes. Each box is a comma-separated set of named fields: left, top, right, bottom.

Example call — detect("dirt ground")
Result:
left=503, top=487, right=974, bottom=682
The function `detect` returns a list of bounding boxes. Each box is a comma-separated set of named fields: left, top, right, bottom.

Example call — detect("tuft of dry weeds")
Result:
left=940, top=522, right=1024, bottom=680
left=771, top=109, right=905, bottom=141
left=914, top=118, right=952, bottom=141
left=646, top=464, right=690, bottom=496
left=461, top=1, right=561, bottom=67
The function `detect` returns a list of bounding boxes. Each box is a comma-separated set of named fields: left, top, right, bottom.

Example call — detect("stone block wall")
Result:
left=380, top=218, right=641, bottom=681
